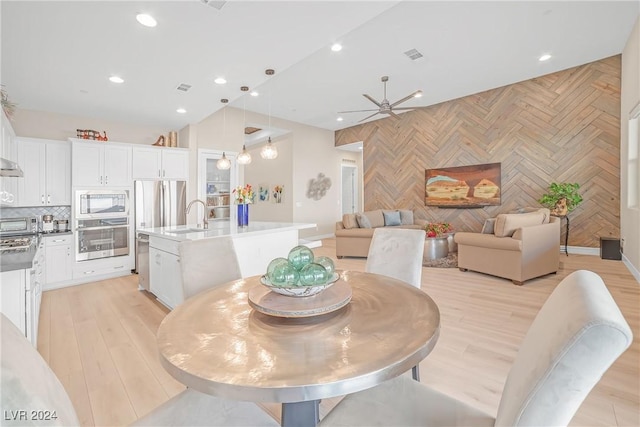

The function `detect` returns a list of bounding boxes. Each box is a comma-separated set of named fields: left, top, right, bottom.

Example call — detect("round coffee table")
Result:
left=424, top=236, right=449, bottom=261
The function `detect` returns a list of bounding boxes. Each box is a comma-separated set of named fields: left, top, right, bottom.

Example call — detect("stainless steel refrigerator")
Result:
left=134, top=181, right=186, bottom=285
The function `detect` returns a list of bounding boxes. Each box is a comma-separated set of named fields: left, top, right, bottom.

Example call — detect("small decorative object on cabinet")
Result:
left=237, top=204, right=249, bottom=227
left=152, top=135, right=165, bottom=146
left=234, top=184, right=254, bottom=227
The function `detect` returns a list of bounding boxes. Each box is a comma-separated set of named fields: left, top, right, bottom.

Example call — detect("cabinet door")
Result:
left=162, top=149, right=189, bottom=180
left=149, top=247, right=168, bottom=303
left=0, top=270, right=26, bottom=335
left=45, top=142, right=71, bottom=205
left=17, top=140, right=46, bottom=206
left=103, top=145, right=132, bottom=187
left=45, top=244, right=71, bottom=285
left=162, top=252, right=183, bottom=308
left=72, top=143, right=103, bottom=186
left=132, top=146, right=162, bottom=180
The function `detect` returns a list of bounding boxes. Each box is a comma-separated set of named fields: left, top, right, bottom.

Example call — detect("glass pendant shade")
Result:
left=260, top=137, right=278, bottom=160
left=216, top=152, right=231, bottom=170
left=237, top=145, right=252, bottom=165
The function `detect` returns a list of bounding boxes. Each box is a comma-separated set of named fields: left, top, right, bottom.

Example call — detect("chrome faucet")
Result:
left=186, top=199, right=208, bottom=229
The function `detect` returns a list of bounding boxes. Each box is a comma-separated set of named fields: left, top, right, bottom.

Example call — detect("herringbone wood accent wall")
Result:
left=335, top=56, right=621, bottom=248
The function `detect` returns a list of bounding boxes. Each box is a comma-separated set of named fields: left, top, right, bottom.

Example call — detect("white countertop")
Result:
left=138, top=221, right=317, bottom=241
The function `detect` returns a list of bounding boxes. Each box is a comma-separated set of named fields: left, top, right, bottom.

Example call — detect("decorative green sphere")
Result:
left=268, top=259, right=299, bottom=287
left=287, top=245, right=314, bottom=271
left=299, top=263, right=329, bottom=286
left=314, top=256, right=335, bottom=275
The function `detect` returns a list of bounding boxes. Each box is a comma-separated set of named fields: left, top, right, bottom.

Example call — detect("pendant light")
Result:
left=237, top=86, right=252, bottom=165
left=260, top=68, right=278, bottom=160
left=216, top=99, right=231, bottom=170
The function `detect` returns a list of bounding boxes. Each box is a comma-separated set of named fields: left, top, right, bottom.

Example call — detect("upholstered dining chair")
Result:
left=0, top=313, right=279, bottom=427
left=320, top=270, right=633, bottom=427
left=178, top=236, right=242, bottom=300
left=365, top=227, right=426, bottom=288
left=366, top=227, right=426, bottom=380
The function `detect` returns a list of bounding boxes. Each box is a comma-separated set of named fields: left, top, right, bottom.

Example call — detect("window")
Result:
left=628, top=103, right=640, bottom=209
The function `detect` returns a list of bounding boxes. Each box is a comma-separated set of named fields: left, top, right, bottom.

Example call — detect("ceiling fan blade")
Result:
left=390, top=90, right=423, bottom=108
left=338, top=108, right=380, bottom=114
left=388, top=111, right=401, bottom=119
left=358, top=111, right=381, bottom=123
left=392, top=107, right=420, bottom=111
left=363, top=94, right=382, bottom=107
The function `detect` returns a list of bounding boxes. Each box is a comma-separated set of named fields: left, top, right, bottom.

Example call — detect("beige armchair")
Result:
left=454, top=208, right=560, bottom=285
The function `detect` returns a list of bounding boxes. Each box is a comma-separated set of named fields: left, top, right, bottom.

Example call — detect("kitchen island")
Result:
left=138, top=221, right=317, bottom=309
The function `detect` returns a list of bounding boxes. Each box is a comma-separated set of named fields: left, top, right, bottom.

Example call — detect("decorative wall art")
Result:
left=258, top=183, right=270, bottom=202
left=272, top=185, right=284, bottom=204
left=425, top=163, right=501, bottom=208
left=307, top=173, right=332, bottom=201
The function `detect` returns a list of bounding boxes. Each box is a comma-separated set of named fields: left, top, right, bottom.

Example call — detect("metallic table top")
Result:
left=157, top=270, right=441, bottom=403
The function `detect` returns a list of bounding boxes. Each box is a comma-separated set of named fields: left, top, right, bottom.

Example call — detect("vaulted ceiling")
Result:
left=2, top=1, right=638, bottom=132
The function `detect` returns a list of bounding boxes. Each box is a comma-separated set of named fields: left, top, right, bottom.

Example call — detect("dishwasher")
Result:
left=136, top=233, right=150, bottom=290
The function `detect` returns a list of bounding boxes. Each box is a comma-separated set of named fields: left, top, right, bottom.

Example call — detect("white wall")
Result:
left=10, top=109, right=172, bottom=145
left=621, top=15, right=640, bottom=280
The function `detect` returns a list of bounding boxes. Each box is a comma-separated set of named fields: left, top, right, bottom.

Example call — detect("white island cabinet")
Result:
left=141, top=221, right=316, bottom=309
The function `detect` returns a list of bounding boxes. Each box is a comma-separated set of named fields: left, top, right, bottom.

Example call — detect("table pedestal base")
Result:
left=281, top=400, right=320, bottom=427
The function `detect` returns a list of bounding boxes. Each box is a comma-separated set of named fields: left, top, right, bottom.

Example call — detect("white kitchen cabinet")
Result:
left=0, top=269, right=27, bottom=335
left=44, top=234, right=73, bottom=288
left=0, top=110, right=17, bottom=206
left=71, top=139, right=131, bottom=187
left=16, top=138, right=70, bottom=206
left=132, top=146, right=189, bottom=180
left=149, top=246, right=183, bottom=309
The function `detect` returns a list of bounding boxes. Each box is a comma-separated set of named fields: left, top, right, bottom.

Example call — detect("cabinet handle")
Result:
left=105, top=175, right=108, bottom=184
left=158, top=169, right=161, bottom=177
left=163, top=169, right=166, bottom=177
left=114, top=266, right=124, bottom=269
left=47, top=195, right=51, bottom=204
left=41, top=195, right=45, bottom=204
left=100, top=176, right=103, bottom=184
left=52, top=239, right=64, bottom=243
left=84, top=270, right=95, bottom=275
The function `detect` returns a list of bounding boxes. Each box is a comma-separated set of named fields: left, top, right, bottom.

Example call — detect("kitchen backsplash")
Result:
left=0, top=205, right=71, bottom=221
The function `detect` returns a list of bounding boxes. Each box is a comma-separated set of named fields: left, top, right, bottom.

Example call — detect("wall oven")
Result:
left=76, top=190, right=129, bottom=219
left=76, top=217, right=129, bottom=261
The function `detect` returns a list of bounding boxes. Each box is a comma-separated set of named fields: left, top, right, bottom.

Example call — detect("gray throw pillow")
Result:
left=481, top=218, right=496, bottom=234
left=383, top=210, right=402, bottom=226
left=356, top=213, right=372, bottom=229
left=398, top=209, right=414, bottom=225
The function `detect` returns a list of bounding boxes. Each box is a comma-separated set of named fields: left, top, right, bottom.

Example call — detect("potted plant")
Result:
left=538, top=182, right=583, bottom=216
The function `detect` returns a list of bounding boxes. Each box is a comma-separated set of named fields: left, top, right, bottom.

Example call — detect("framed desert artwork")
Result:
left=425, top=163, right=501, bottom=208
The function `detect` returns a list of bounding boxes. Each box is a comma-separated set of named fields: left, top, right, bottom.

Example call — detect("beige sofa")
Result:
left=335, top=209, right=426, bottom=258
left=454, top=208, right=560, bottom=285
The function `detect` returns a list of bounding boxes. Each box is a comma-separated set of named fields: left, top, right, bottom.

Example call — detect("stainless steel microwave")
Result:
left=75, top=190, right=129, bottom=219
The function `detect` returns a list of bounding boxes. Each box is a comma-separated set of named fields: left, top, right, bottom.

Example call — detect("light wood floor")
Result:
left=37, top=239, right=639, bottom=426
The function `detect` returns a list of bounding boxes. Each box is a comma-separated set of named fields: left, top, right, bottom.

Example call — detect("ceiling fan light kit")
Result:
left=339, top=75, right=423, bottom=123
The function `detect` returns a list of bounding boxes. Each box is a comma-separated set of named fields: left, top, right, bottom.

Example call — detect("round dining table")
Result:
left=156, top=270, right=440, bottom=427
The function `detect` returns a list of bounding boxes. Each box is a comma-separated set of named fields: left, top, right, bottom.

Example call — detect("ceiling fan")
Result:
left=339, top=76, right=423, bottom=123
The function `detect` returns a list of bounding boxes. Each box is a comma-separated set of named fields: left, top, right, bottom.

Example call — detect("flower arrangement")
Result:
left=425, top=222, right=454, bottom=237
left=233, top=184, right=254, bottom=204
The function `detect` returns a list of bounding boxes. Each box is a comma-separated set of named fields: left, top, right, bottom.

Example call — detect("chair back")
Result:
left=178, top=237, right=242, bottom=299
left=365, top=228, right=426, bottom=288
left=495, top=270, right=633, bottom=426
left=0, top=314, right=80, bottom=426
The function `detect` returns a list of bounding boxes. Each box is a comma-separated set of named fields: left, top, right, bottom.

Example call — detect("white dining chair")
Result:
left=365, top=227, right=426, bottom=380
left=320, top=270, right=633, bottom=427
left=178, top=236, right=242, bottom=300
left=365, top=227, right=426, bottom=288
left=0, top=313, right=279, bottom=427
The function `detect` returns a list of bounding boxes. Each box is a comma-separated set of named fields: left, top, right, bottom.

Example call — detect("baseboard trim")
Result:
left=621, top=253, right=640, bottom=284
left=564, top=246, right=599, bottom=256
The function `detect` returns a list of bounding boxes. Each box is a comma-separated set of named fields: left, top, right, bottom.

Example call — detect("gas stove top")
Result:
left=0, top=236, right=36, bottom=253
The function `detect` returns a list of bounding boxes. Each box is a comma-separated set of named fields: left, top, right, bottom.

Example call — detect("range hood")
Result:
left=0, top=157, right=23, bottom=177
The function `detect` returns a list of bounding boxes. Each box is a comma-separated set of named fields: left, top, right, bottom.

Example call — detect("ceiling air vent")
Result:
left=200, top=0, right=227, bottom=10
left=176, top=83, right=192, bottom=92
left=404, top=48, right=424, bottom=61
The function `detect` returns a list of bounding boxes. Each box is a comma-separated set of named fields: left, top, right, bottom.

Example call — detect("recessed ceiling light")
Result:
left=176, top=108, right=187, bottom=114
left=539, top=54, right=552, bottom=62
left=331, top=43, right=343, bottom=52
left=214, top=77, right=227, bottom=85
left=250, top=91, right=259, bottom=97
left=109, top=76, right=124, bottom=84
left=337, top=117, right=343, bottom=122
left=414, top=92, right=423, bottom=98
left=136, top=13, right=157, bottom=27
